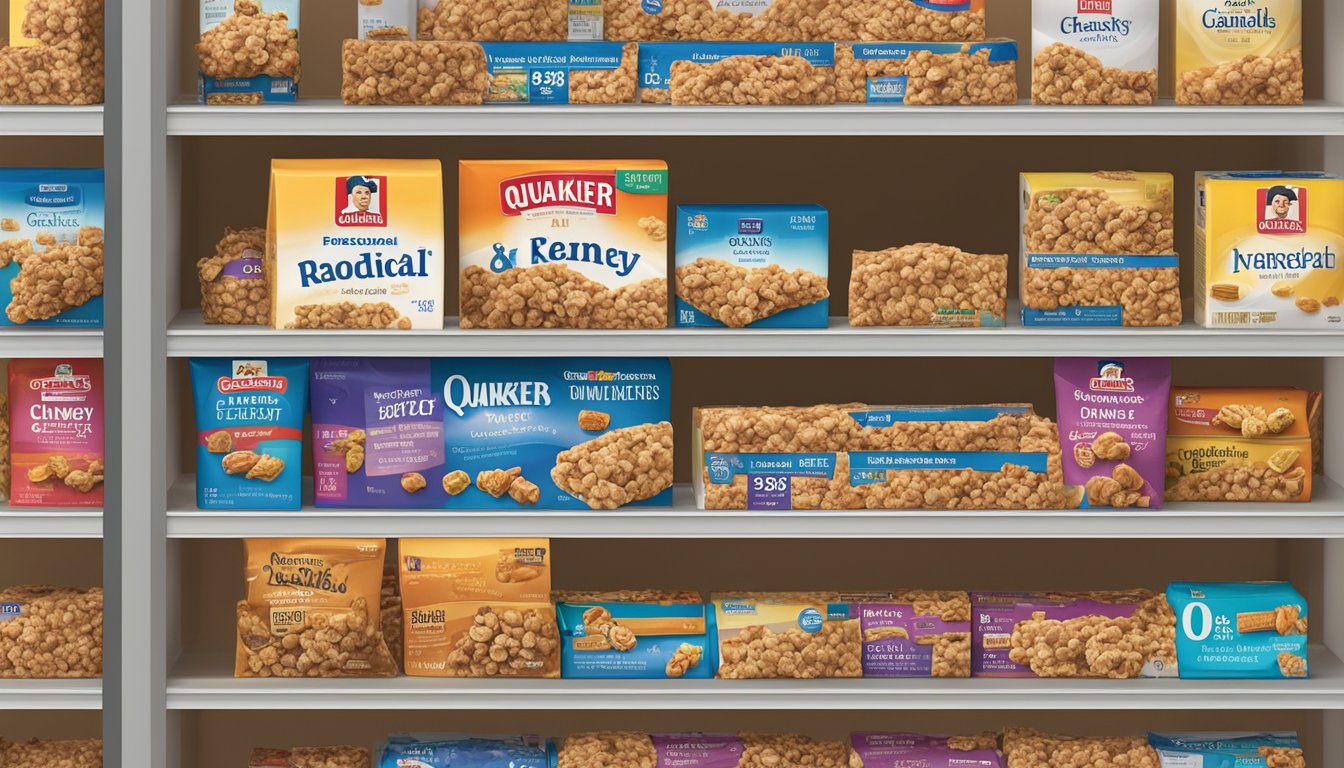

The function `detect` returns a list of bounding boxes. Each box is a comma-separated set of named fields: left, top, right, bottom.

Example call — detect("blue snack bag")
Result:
left=190, top=358, right=308, bottom=510
left=377, top=734, right=554, bottom=768
left=556, top=590, right=715, bottom=679
left=1167, top=582, right=1309, bottom=679
left=1148, top=732, right=1303, bottom=768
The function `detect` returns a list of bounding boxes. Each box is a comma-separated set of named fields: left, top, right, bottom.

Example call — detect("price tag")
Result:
left=746, top=473, right=791, bottom=510
left=528, top=68, right=569, bottom=104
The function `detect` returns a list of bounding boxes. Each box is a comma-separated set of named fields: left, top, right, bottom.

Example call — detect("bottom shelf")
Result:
left=166, top=646, right=1344, bottom=710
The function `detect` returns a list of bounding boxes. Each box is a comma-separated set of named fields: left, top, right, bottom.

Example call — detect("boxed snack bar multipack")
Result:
left=1054, top=357, right=1172, bottom=510
left=856, top=590, right=971, bottom=678
left=1165, top=386, right=1312, bottom=503
left=0, top=168, right=105, bottom=327
left=459, top=159, right=668, bottom=329
left=637, top=43, right=836, bottom=105
left=601, top=0, right=986, bottom=43
left=849, top=733, right=1003, bottom=768
left=674, top=203, right=829, bottom=328
left=0, top=584, right=103, bottom=678
left=1020, top=171, right=1180, bottom=327
left=555, top=590, right=714, bottom=679
left=236, top=538, right=397, bottom=678
left=197, top=0, right=299, bottom=105
left=694, top=404, right=1066, bottom=510
left=837, top=41, right=1017, bottom=105
left=377, top=734, right=554, bottom=768
left=398, top=538, right=560, bottom=678
left=1149, top=732, right=1304, bottom=768
left=1174, top=0, right=1302, bottom=105
left=268, top=158, right=445, bottom=329
left=1003, top=730, right=1157, bottom=768
left=1194, top=172, right=1342, bottom=329
left=9, top=359, right=104, bottom=507
left=557, top=732, right=848, bottom=766
left=1031, top=0, right=1158, bottom=105
left=848, top=243, right=1008, bottom=328
left=190, top=358, right=308, bottom=510
left=1166, top=582, right=1308, bottom=679
left=481, top=42, right=638, bottom=104
left=970, top=590, right=1177, bottom=678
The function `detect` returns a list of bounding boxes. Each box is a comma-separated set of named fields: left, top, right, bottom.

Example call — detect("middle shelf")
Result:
left=164, top=476, right=1344, bottom=539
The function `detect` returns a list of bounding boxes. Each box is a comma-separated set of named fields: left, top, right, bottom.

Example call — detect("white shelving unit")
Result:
left=0, top=680, right=102, bottom=711
left=0, top=509, right=103, bottom=538
left=0, top=106, right=104, bottom=137
left=0, top=329, right=103, bottom=359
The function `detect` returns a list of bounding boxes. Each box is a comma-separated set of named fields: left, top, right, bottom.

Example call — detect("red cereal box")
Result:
left=8, top=359, right=104, bottom=507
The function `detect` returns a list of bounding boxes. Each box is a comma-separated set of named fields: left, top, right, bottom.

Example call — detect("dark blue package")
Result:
left=1148, top=732, right=1303, bottom=768
left=377, top=734, right=555, bottom=768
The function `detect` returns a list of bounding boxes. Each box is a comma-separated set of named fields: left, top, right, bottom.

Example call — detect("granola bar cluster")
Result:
left=0, top=585, right=103, bottom=678
left=0, top=738, right=102, bottom=768
left=550, top=422, right=675, bottom=509
left=676, top=257, right=829, bottom=327
left=558, top=732, right=848, bottom=767
left=0, top=0, right=104, bottom=105
left=196, top=0, right=300, bottom=82
left=665, top=55, right=836, bottom=105
left=1165, top=461, right=1308, bottom=502
left=848, top=243, right=1007, bottom=327
left=420, top=0, right=567, bottom=41
left=603, top=0, right=985, bottom=43
left=1007, top=591, right=1176, bottom=679
left=1177, top=46, right=1304, bottom=106
left=286, top=302, right=411, bottom=330
left=698, top=405, right=1066, bottom=510
left=248, top=746, right=372, bottom=768
left=235, top=596, right=396, bottom=678
left=568, top=43, right=639, bottom=104
left=460, top=264, right=667, bottom=329
left=1001, top=728, right=1158, bottom=768
left=837, top=44, right=1015, bottom=105
left=198, top=227, right=269, bottom=326
left=1032, top=43, right=1156, bottom=105
left=340, top=40, right=487, bottom=105
left=4, top=226, right=104, bottom=324
left=443, top=604, right=561, bottom=677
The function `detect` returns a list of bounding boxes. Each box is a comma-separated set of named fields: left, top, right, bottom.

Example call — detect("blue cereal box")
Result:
left=1148, top=732, right=1303, bottom=768
left=556, top=591, right=714, bottom=679
left=198, top=0, right=299, bottom=105
left=1166, top=581, right=1309, bottom=679
left=675, top=204, right=829, bottom=328
left=840, top=41, right=1018, bottom=105
left=0, top=168, right=104, bottom=327
left=190, top=358, right=308, bottom=510
left=377, top=734, right=555, bottom=768
left=436, top=358, right=673, bottom=510
left=481, top=42, right=636, bottom=104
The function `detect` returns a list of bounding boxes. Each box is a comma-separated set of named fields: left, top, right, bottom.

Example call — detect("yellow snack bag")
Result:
left=1173, top=0, right=1302, bottom=105
left=1195, top=172, right=1343, bottom=329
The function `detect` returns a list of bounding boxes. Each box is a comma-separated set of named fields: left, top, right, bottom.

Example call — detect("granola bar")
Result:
left=550, top=422, right=674, bottom=509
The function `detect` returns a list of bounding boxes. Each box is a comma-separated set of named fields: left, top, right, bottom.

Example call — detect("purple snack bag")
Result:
left=1054, top=357, right=1171, bottom=509
left=649, top=734, right=744, bottom=767
left=311, top=358, right=449, bottom=508
left=849, top=733, right=1003, bottom=768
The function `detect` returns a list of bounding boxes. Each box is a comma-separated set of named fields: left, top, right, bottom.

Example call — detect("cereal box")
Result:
left=637, top=43, right=836, bottom=105
left=1020, top=171, right=1180, bottom=327
left=555, top=591, right=713, bottom=679
left=837, top=41, right=1018, bottom=105
left=1194, top=172, right=1342, bottom=329
left=398, top=538, right=559, bottom=678
left=458, top=159, right=668, bottom=329
left=1174, top=0, right=1302, bottom=105
left=481, top=42, right=637, bottom=104
left=237, top=538, right=396, bottom=678
left=1031, top=0, right=1158, bottom=105
left=8, top=359, right=103, bottom=507
left=604, top=0, right=986, bottom=43
left=268, top=159, right=445, bottom=330
left=674, top=204, right=829, bottom=328
left=1166, top=386, right=1312, bottom=503
left=198, top=0, right=299, bottom=104
left=190, top=358, right=308, bottom=510
left=357, top=0, right=415, bottom=40
left=1166, top=581, right=1308, bottom=679
left=0, top=168, right=105, bottom=327
left=971, top=590, right=1177, bottom=678
left=857, top=590, right=971, bottom=678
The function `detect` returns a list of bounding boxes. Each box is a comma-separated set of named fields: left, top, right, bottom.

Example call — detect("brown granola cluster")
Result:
left=341, top=40, right=487, bottom=105
left=667, top=55, right=835, bottom=105
left=836, top=43, right=1016, bottom=105
left=0, top=738, right=102, bottom=768
left=568, top=43, right=639, bottom=104
left=0, top=0, right=104, bottom=105
left=721, top=618, right=863, bottom=678
left=603, top=0, right=985, bottom=43
left=1177, top=46, right=1303, bottom=106
left=460, top=264, right=667, bottom=329
left=0, top=585, right=103, bottom=678
left=1001, top=728, right=1158, bottom=768
left=550, top=422, right=675, bottom=509
left=421, top=0, right=567, bottom=41
left=235, top=597, right=396, bottom=678
left=443, top=605, right=561, bottom=677
left=848, top=243, right=1007, bottom=327
left=676, top=257, right=829, bottom=327
left=5, top=225, right=104, bottom=324
left=1007, top=592, right=1176, bottom=679
left=1032, top=43, right=1156, bottom=105
left=1166, top=461, right=1308, bottom=502
left=198, top=227, right=269, bottom=325
left=196, top=0, right=300, bottom=81
left=248, top=746, right=372, bottom=768
left=285, top=302, right=411, bottom=330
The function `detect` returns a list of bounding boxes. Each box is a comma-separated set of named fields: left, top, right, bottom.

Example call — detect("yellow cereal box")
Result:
left=1166, top=387, right=1312, bottom=503
left=397, top=538, right=559, bottom=678
left=1195, top=172, right=1342, bottom=329
left=266, top=158, right=444, bottom=330
left=458, top=159, right=669, bottom=329
left=8, top=1, right=39, bottom=47
left=1173, top=0, right=1302, bottom=105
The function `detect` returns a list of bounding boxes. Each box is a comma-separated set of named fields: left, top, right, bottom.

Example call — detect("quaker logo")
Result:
left=1089, top=360, right=1135, bottom=393
left=217, top=360, right=287, bottom=394
left=499, top=172, right=617, bottom=217
left=737, top=218, right=764, bottom=235
left=1258, top=185, right=1307, bottom=235
left=28, top=364, right=91, bottom=392
left=686, top=213, right=709, bottom=231
left=334, top=175, right=387, bottom=227
left=1078, top=0, right=1111, bottom=12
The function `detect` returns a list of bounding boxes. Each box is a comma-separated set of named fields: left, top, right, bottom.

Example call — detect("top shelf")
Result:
left=0, top=106, right=103, bottom=137
left=166, top=99, right=1344, bottom=137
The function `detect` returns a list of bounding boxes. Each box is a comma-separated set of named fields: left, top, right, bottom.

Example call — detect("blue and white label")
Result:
left=849, top=451, right=1049, bottom=485
left=482, top=43, right=629, bottom=104
left=746, top=474, right=792, bottom=509
left=703, top=452, right=837, bottom=484
left=0, top=602, right=21, bottom=622
left=1026, top=253, right=1180, bottom=269
left=867, top=76, right=907, bottom=103
left=797, top=607, right=825, bottom=633
left=639, top=43, right=836, bottom=93
left=1023, top=305, right=1125, bottom=327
